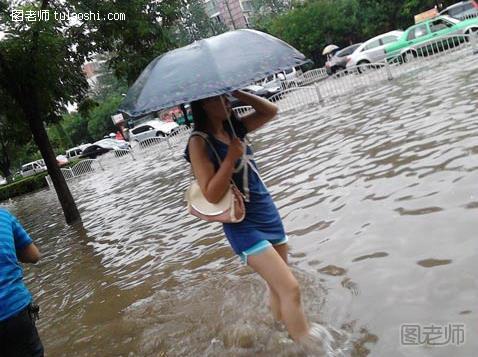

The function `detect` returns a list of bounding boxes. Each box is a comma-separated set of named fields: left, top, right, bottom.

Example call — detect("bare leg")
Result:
left=267, top=243, right=289, bottom=322
left=248, top=246, right=309, bottom=341
left=267, top=284, right=282, bottom=322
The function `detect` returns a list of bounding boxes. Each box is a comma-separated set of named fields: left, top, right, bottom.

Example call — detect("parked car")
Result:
left=229, top=84, right=272, bottom=108
left=79, top=145, right=112, bottom=159
left=346, top=31, right=404, bottom=69
left=440, top=0, right=478, bottom=20
left=66, top=146, right=84, bottom=160
left=20, top=160, right=47, bottom=178
left=256, top=74, right=283, bottom=95
left=129, top=120, right=180, bottom=142
left=385, top=15, right=478, bottom=61
left=325, top=43, right=362, bottom=75
left=94, top=138, right=130, bottom=150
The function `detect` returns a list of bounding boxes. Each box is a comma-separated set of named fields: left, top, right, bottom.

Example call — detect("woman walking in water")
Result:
left=185, top=90, right=325, bottom=349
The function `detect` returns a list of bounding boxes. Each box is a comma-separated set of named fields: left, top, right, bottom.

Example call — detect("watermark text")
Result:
left=401, top=323, right=465, bottom=347
left=10, top=9, right=126, bottom=22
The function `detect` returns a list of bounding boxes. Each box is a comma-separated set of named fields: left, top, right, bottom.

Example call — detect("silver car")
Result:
left=129, top=120, right=180, bottom=142
left=440, top=0, right=478, bottom=21
left=346, top=30, right=404, bottom=69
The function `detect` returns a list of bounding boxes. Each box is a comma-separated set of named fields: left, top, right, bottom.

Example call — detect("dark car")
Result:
left=325, top=43, right=362, bottom=75
left=79, top=145, right=112, bottom=159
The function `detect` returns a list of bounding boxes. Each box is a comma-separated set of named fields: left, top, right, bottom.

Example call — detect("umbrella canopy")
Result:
left=119, top=29, right=308, bottom=117
left=322, top=44, right=339, bottom=56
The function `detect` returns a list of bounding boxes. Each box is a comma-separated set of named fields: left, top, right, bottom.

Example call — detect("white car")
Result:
left=440, top=1, right=478, bottom=21
left=346, top=30, right=404, bottom=69
left=258, top=75, right=282, bottom=92
left=129, top=120, right=180, bottom=142
left=66, top=147, right=83, bottom=160
left=20, top=160, right=47, bottom=178
left=257, top=66, right=302, bottom=91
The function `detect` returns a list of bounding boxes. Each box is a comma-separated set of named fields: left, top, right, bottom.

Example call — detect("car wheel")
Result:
left=156, top=131, right=166, bottom=137
left=357, top=60, right=370, bottom=74
left=402, top=50, right=417, bottom=63
left=465, top=28, right=478, bottom=42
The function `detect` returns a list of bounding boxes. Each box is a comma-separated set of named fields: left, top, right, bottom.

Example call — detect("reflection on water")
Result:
left=4, top=55, right=478, bottom=356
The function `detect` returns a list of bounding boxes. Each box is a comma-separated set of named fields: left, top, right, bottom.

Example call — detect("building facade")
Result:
left=204, top=0, right=254, bottom=30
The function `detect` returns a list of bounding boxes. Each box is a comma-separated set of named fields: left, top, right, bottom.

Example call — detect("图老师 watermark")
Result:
left=400, top=323, right=465, bottom=347
left=10, top=9, right=126, bottom=23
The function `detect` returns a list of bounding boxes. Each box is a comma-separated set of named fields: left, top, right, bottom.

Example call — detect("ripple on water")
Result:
left=416, top=259, right=452, bottom=268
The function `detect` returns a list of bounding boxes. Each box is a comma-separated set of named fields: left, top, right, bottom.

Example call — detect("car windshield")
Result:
left=430, top=18, right=454, bottom=32
left=449, top=3, right=473, bottom=17
left=337, top=44, right=361, bottom=57
left=363, top=39, right=381, bottom=51
left=381, top=35, right=399, bottom=45
left=407, top=24, right=429, bottom=40
left=441, top=15, right=460, bottom=24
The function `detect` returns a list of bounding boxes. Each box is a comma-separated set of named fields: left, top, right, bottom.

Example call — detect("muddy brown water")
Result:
left=5, top=56, right=478, bottom=356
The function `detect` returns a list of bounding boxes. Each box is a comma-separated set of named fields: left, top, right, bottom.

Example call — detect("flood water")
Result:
left=5, top=55, right=478, bottom=356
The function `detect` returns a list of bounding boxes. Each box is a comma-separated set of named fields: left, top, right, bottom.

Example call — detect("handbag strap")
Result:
left=189, top=131, right=222, bottom=165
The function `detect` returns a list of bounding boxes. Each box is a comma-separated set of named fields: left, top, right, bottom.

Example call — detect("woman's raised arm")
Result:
left=231, top=90, right=278, bottom=132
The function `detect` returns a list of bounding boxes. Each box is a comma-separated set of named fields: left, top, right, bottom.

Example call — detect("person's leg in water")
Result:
left=247, top=246, right=310, bottom=341
left=267, top=243, right=288, bottom=322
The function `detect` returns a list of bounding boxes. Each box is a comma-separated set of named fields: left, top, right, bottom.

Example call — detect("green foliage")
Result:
left=265, top=0, right=363, bottom=65
left=47, top=123, right=74, bottom=154
left=61, top=112, right=92, bottom=147
left=0, top=88, right=34, bottom=179
left=250, top=0, right=292, bottom=29
left=0, top=172, right=49, bottom=202
left=173, top=0, right=228, bottom=47
left=86, top=92, right=124, bottom=141
left=0, top=1, right=90, bottom=122
left=75, top=0, right=182, bottom=85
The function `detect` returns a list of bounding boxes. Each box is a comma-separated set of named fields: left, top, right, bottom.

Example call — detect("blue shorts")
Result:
left=240, top=236, right=288, bottom=265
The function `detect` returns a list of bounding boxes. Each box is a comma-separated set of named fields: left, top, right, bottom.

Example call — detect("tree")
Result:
left=0, top=0, right=91, bottom=223
left=60, top=112, right=93, bottom=146
left=173, top=0, right=227, bottom=46
left=86, top=93, right=125, bottom=141
left=262, top=0, right=363, bottom=66
left=250, top=0, right=292, bottom=29
left=0, top=116, right=31, bottom=182
left=75, top=0, right=183, bottom=85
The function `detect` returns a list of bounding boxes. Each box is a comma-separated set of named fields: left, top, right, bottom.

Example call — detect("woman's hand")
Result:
left=226, top=138, right=244, bottom=162
left=229, top=90, right=278, bottom=133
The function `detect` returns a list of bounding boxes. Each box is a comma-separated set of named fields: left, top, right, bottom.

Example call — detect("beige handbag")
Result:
left=185, top=131, right=245, bottom=223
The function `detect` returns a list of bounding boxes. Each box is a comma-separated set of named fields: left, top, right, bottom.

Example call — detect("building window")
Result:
left=205, top=0, right=219, bottom=17
left=240, top=0, right=253, bottom=12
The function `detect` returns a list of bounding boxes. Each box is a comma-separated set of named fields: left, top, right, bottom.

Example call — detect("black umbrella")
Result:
left=119, top=29, right=308, bottom=117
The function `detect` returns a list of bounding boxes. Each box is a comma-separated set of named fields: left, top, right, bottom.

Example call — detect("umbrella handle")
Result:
left=220, top=96, right=237, bottom=139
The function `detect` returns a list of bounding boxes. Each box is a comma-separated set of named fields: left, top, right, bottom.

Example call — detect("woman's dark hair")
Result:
left=190, top=100, right=209, bottom=132
left=190, top=98, right=239, bottom=134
